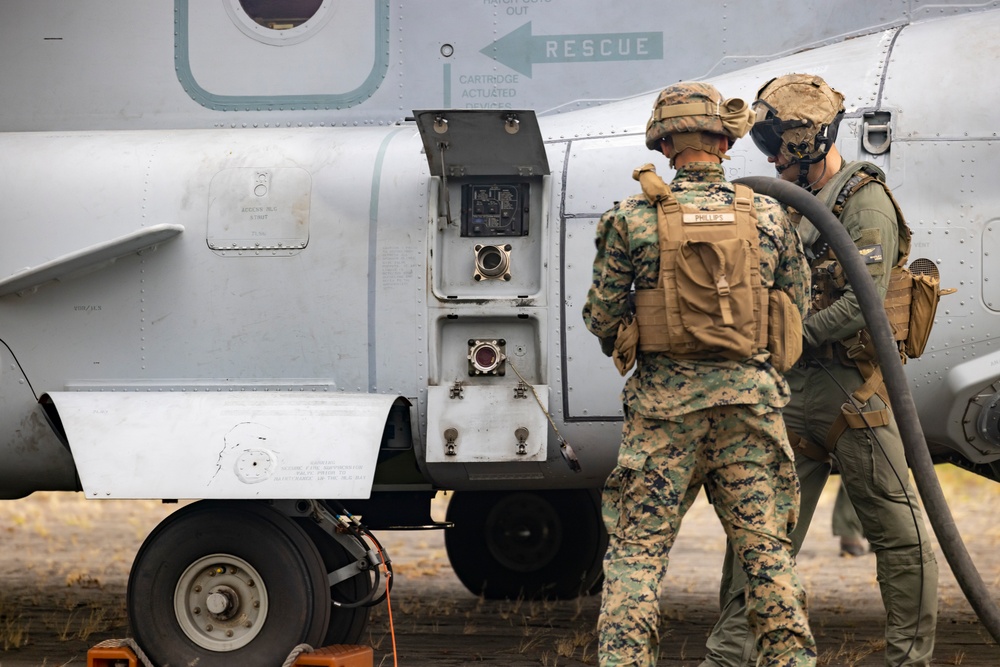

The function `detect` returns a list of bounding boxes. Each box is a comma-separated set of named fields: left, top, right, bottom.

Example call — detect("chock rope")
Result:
left=281, top=643, right=314, bottom=667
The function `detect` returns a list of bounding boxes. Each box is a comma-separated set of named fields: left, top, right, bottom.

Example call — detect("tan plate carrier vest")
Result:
left=632, top=164, right=769, bottom=360
left=611, top=165, right=802, bottom=377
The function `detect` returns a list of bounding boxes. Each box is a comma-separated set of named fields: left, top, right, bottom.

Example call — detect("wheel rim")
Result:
left=174, top=553, right=269, bottom=651
left=484, top=493, right=562, bottom=573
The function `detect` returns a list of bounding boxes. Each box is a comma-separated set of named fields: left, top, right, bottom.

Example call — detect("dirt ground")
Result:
left=0, top=467, right=997, bottom=666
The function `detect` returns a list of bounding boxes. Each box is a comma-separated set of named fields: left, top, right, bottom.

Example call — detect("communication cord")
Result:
left=374, top=538, right=398, bottom=667
left=736, top=175, right=1000, bottom=644
left=325, top=500, right=394, bottom=607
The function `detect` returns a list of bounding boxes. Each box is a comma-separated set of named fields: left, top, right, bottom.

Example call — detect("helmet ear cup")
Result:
left=816, top=110, right=845, bottom=157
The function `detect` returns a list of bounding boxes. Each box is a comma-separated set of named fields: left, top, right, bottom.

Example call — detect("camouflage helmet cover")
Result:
left=644, top=81, right=753, bottom=151
left=751, top=73, right=845, bottom=164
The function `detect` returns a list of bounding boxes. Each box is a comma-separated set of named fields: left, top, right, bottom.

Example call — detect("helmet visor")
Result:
left=749, top=99, right=785, bottom=158
left=750, top=116, right=785, bottom=159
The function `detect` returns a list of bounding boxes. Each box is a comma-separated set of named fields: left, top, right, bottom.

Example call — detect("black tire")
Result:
left=295, top=519, right=372, bottom=645
left=127, top=501, right=330, bottom=667
left=445, top=489, right=607, bottom=600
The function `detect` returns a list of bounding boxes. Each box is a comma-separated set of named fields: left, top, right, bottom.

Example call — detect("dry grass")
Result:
left=946, top=649, right=967, bottom=665
left=0, top=492, right=177, bottom=660
left=1, top=601, right=30, bottom=651
left=1, top=469, right=998, bottom=665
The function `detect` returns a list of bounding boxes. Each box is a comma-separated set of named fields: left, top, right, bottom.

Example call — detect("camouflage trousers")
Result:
left=598, top=405, right=816, bottom=667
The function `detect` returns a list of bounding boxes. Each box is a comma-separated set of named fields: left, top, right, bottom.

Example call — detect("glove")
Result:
left=612, top=317, right=639, bottom=376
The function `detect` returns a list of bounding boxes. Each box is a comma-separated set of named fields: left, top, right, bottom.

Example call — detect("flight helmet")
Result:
left=645, top=82, right=753, bottom=166
left=751, top=73, right=845, bottom=182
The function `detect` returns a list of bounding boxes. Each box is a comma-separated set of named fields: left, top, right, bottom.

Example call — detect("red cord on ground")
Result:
left=375, top=542, right=397, bottom=667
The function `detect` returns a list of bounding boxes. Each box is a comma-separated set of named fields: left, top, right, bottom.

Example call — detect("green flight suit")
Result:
left=700, top=162, right=939, bottom=667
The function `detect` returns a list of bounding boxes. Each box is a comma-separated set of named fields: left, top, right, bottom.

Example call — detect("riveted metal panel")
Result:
left=426, top=385, right=548, bottom=463
left=207, top=167, right=311, bottom=255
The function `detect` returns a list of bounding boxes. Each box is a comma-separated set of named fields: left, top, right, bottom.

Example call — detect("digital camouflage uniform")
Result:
left=701, top=162, right=939, bottom=667
left=583, top=160, right=816, bottom=667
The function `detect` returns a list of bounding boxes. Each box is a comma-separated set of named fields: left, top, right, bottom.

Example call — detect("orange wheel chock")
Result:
left=87, top=644, right=138, bottom=667
left=294, top=644, right=374, bottom=667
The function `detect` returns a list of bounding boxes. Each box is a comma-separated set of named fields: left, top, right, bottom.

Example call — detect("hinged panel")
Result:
left=426, top=384, right=549, bottom=463
left=414, top=110, right=549, bottom=177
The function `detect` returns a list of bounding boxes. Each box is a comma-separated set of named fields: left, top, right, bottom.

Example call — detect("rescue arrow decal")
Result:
left=480, top=22, right=663, bottom=77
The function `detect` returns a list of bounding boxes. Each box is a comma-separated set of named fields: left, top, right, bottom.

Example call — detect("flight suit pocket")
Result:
left=867, top=431, right=908, bottom=501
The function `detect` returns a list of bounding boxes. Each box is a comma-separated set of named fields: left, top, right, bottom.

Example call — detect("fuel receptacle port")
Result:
left=473, top=244, right=512, bottom=282
left=467, top=339, right=507, bottom=376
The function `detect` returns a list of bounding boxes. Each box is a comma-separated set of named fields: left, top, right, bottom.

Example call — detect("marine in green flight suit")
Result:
left=700, top=73, right=938, bottom=667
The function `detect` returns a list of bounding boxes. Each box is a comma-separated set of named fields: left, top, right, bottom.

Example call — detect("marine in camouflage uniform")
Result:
left=700, top=73, right=938, bottom=667
left=583, top=82, right=816, bottom=667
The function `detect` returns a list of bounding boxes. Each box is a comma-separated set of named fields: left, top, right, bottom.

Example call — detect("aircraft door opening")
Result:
left=560, top=134, right=647, bottom=421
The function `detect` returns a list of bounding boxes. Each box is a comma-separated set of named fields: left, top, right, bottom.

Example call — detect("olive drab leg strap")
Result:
left=788, top=428, right=831, bottom=463
left=824, top=358, right=893, bottom=451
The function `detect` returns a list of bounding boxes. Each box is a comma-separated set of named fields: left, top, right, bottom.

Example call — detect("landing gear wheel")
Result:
left=445, top=489, right=607, bottom=600
left=128, top=501, right=330, bottom=667
left=295, top=519, right=373, bottom=645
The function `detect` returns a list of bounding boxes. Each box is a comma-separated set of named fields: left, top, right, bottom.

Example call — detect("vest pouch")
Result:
left=767, top=289, right=803, bottom=372
left=884, top=265, right=912, bottom=346
left=905, top=272, right=943, bottom=358
left=634, top=288, right=672, bottom=352
left=674, top=238, right=756, bottom=359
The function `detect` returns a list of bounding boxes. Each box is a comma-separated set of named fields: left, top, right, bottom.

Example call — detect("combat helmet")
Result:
left=645, top=81, right=753, bottom=167
left=751, top=73, right=845, bottom=183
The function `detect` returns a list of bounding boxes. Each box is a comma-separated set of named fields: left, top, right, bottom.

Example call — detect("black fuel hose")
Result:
left=735, top=175, right=1000, bottom=644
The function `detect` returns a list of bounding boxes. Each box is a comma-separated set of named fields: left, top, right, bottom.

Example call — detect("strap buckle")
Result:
left=841, top=331, right=867, bottom=359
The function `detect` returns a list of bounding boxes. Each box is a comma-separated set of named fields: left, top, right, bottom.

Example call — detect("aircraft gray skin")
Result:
left=2, top=1, right=999, bottom=664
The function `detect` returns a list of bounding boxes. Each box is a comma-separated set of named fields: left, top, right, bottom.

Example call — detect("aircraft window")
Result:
left=238, top=0, right=322, bottom=30
left=226, top=0, right=334, bottom=45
